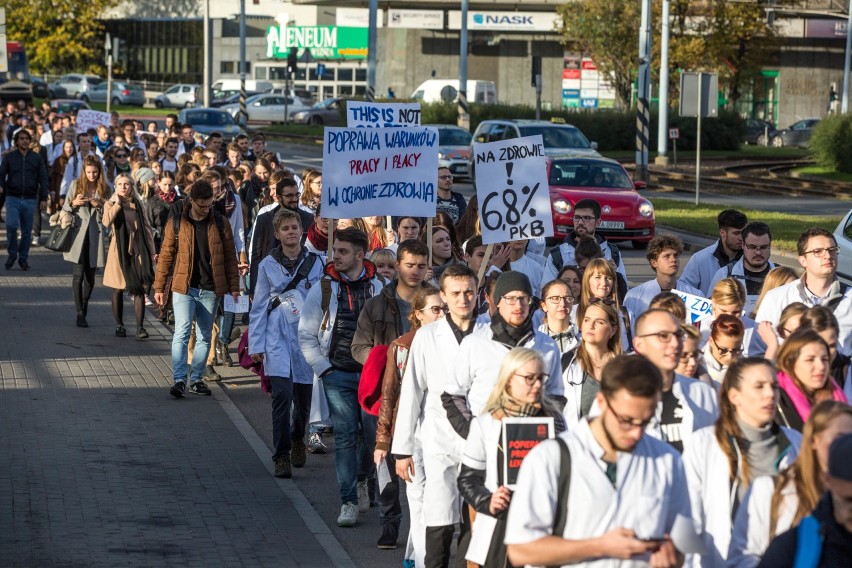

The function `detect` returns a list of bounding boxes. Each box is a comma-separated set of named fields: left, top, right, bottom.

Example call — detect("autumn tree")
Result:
left=4, top=0, right=120, bottom=75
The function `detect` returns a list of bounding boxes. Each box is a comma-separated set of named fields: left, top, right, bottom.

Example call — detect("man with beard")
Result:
left=159, top=137, right=179, bottom=173
left=680, top=209, right=747, bottom=296
left=543, top=198, right=627, bottom=284
left=709, top=222, right=776, bottom=315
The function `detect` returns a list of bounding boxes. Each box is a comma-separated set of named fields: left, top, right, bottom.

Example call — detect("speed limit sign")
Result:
left=669, top=128, right=680, bottom=140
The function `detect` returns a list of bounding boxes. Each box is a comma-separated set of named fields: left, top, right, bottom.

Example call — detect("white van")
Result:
left=211, top=79, right=273, bottom=98
left=410, top=79, right=497, bottom=104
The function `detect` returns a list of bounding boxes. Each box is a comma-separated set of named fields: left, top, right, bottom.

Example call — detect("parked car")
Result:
left=81, top=81, right=145, bottom=106
left=548, top=157, right=654, bottom=248
left=742, top=118, right=776, bottom=146
left=31, top=77, right=50, bottom=99
left=49, top=74, right=102, bottom=99
left=435, top=125, right=473, bottom=180
left=289, top=97, right=346, bottom=126
left=833, top=209, right=852, bottom=282
left=770, top=118, right=820, bottom=148
left=221, top=93, right=311, bottom=123
left=177, top=108, right=242, bottom=139
left=154, top=84, right=199, bottom=109
left=209, top=91, right=262, bottom=108
left=469, top=119, right=601, bottom=181
left=269, top=87, right=314, bottom=105
left=50, top=99, right=91, bottom=114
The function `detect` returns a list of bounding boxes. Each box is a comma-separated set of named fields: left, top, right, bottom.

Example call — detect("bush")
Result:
left=809, top=114, right=852, bottom=173
left=420, top=102, right=743, bottom=152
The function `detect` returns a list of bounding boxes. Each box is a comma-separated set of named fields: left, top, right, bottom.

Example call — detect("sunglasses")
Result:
left=419, top=305, right=445, bottom=315
left=712, top=338, right=744, bottom=356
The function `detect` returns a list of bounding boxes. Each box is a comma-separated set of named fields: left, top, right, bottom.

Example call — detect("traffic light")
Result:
left=531, top=56, right=541, bottom=87
left=287, top=47, right=298, bottom=74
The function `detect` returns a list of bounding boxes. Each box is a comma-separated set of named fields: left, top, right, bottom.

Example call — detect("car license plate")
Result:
left=599, top=221, right=625, bottom=229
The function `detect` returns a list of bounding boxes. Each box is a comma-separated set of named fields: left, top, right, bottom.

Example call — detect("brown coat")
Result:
left=153, top=204, right=240, bottom=296
left=375, top=329, right=416, bottom=453
left=102, top=197, right=156, bottom=290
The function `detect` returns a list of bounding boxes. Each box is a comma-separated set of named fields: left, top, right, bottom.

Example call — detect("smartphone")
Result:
left=639, top=537, right=667, bottom=544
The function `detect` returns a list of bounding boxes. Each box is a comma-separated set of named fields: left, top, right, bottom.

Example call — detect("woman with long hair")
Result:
left=728, top=400, right=852, bottom=567
left=799, top=306, right=849, bottom=394
left=422, top=225, right=464, bottom=284
left=703, top=314, right=745, bottom=387
left=539, top=279, right=578, bottom=355
left=175, top=163, right=200, bottom=195
left=455, top=194, right=479, bottom=244
left=775, top=328, right=848, bottom=432
left=677, top=325, right=712, bottom=385
left=105, top=146, right=133, bottom=189
left=62, top=155, right=111, bottom=327
left=432, top=211, right=464, bottom=260
left=102, top=173, right=156, bottom=339
left=457, top=347, right=567, bottom=568
left=363, top=215, right=396, bottom=252
left=374, top=285, right=445, bottom=567
left=300, top=169, right=322, bottom=214
left=683, top=357, right=801, bottom=567
left=561, top=298, right=622, bottom=427
left=749, top=266, right=799, bottom=320
left=578, top=258, right=631, bottom=350
left=758, top=301, right=809, bottom=362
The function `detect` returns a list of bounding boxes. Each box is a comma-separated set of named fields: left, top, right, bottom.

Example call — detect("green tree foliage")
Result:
left=809, top=114, right=852, bottom=174
left=4, top=0, right=120, bottom=75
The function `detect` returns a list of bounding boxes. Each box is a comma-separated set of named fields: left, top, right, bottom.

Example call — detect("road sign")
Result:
left=679, top=72, right=718, bottom=118
left=669, top=128, right=680, bottom=140
left=317, top=63, right=326, bottom=78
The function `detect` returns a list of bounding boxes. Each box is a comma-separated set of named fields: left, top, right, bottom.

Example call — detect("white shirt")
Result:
left=505, top=419, right=692, bottom=567
left=727, top=475, right=798, bottom=568
left=510, top=254, right=545, bottom=297
left=623, top=278, right=703, bottom=325
left=160, top=157, right=178, bottom=173
left=680, top=240, right=733, bottom=296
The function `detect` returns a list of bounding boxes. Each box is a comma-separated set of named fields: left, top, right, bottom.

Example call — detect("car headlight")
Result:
left=293, top=111, right=308, bottom=119
left=639, top=201, right=654, bottom=217
left=553, top=199, right=572, bottom=214
left=438, top=151, right=447, bottom=160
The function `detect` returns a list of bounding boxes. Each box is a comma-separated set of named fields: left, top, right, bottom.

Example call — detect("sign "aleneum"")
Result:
left=266, top=25, right=368, bottom=60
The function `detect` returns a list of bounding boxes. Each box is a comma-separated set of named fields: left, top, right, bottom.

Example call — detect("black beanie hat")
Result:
left=494, top=270, right=533, bottom=304
left=828, top=433, right=852, bottom=482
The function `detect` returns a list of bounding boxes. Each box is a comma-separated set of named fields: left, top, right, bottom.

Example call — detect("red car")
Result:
left=548, top=157, right=655, bottom=248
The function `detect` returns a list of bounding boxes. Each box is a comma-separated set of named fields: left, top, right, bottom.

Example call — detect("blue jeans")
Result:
left=323, top=369, right=376, bottom=505
left=270, top=375, right=294, bottom=461
left=219, top=310, right=236, bottom=343
left=5, top=196, right=36, bottom=261
left=172, top=288, right=219, bottom=384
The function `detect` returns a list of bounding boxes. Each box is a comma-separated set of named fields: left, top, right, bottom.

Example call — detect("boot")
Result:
left=218, top=339, right=234, bottom=367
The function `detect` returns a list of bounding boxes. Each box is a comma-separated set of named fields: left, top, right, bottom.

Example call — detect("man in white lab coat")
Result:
left=708, top=222, right=776, bottom=316
left=680, top=209, right=747, bottom=295
left=505, top=355, right=692, bottom=567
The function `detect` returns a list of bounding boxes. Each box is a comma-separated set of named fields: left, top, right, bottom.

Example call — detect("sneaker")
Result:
left=307, top=432, right=327, bottom=454
left=291, top=440, right=307, bottom=468
left=357, top=480, right=370, bottom=513
left=144, top=296, right=153, bottom=307
left=274, top=455, right=292, bottom=478
left=136, top=327, right=149, bottom=339
left=31, top=236, right=40, bottom=247
left=203, top=365, right=222, bottom=382
left=337, top=502, right=359, bottom=527
left=189, top=381, right=212, bottom=396
left=377, top=524, right=399, bottom=549
left=115, top=325, right=127, bottom=337
left=18, top=259, right=29, bottom=271
left=170, top=381, right=186, bottom=398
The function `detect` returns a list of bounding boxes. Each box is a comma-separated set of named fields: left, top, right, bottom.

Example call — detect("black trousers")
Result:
left=377, top=452, right=402, bottom=528
left=291, top=382, right=312, bottom=443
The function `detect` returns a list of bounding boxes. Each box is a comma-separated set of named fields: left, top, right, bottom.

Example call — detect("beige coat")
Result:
left=102, top=196, right=155, bottom=290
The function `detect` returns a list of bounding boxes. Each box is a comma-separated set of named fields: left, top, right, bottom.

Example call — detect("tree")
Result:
left=4, top=0, right=120, bottom=75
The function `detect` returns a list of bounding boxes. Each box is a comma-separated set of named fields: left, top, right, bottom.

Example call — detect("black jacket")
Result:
left=0, top=149, right=49, bottom=200
left=774, top=388, right=806, bottom=433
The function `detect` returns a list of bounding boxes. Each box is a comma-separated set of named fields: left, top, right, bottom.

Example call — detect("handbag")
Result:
left=45, top=223, right=73, bottom=252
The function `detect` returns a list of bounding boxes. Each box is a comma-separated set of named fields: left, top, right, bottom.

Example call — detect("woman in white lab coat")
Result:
left=727, top=400, right=852, bottom=568
left=538, top=279, right=579, bottom=356
left=700, top=278, right=767, bottom=358
left=578, top=258, right=631, bottom=350
left=457, top=347, right=566, bottom=568
left=701, top=314, right=745, bottom=387
left=683, top=357, right=801, bottom=568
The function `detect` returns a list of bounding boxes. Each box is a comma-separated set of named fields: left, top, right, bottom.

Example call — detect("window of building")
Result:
left=221, top=61, right=235, bottom=74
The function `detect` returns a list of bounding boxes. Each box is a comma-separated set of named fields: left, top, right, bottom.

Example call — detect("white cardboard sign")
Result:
left=346, top=101, right=421, bottom=128
left=672, top=289, right=713, bottom=324
left=473, top=134, right=553, bottom=245
left=322, top=126, right=439, bottom=218
left=75, top=110, right=112, bottom=132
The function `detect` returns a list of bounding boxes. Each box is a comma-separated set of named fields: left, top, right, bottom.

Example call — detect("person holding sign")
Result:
left=680, top=209, right=747, bottom=296
left=505, top=355, right=692, bottom=567
left=457, top=347, right=567, bottom=567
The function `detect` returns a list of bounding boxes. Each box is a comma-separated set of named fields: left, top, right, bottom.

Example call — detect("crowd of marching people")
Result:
left=3, top=98, right=852, bottom=567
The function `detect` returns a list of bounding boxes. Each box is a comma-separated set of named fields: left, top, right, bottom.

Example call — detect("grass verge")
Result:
left=791, top=165, right=852, bottom=183
left=604, top=146, right=810, bottom=161
left=650, top=197, right=842, bottom=253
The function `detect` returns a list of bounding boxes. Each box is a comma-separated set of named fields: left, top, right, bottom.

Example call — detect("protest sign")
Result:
left=75, top=110, right=112, bottom=132
left=502, top=417, right=554, bottom=490
left=473, top=135, right=553, bottom=245
left=322, top=126, right=439, bottom=218
left=672, top=289, right=714, bottom=324
left=346, top=101, right=421, bottom=128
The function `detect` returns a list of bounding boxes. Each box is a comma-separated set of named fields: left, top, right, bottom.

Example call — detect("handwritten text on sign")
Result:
left=672, top=289, right=714, bottom=324
left=474, top=135, right=554, bottom=245
left=322, top=127, right=439, bottom=218
left=347, top=101, right=421, bottom=128
left=501, top=417, right=554, bottom=490
left=75, top=110, right=112, bottom=133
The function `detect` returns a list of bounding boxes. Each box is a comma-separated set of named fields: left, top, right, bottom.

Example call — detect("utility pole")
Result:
left=105, top=33, right=113, bottom=113
left=843, top=0, right=852, bottom=113
left=635, top=0, right=652, bottom=181
left=458, top=0, right=470, bottom=129
left=656, top=0, right=671, bottom=166
left=239, top=0, right=247, bottom=126
left=203, top=0, right=210, bottom=107
left=366, top=0, right=378, bottom=101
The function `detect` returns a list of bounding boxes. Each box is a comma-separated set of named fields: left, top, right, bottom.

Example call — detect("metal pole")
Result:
left=656, top=0, right=671, bottom=164
left=203, top=0, right=210, bottom=107
left=458, top=0, right=470, bottom=129
left=635, top=0, right=652, bottom=181
left=239, top=0, right=247, bottom=126
left=105, top=33, right=112, bottom=113
left=695, top=73, right=702, bottom=206
left=842, top=0, right=852, bottom=113
left=366, top=0, right=378, bottom=101
left=535, top=75, right=542, bottom=120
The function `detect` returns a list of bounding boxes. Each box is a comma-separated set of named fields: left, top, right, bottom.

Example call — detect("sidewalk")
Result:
left=0, top=233, right=350, bottom=567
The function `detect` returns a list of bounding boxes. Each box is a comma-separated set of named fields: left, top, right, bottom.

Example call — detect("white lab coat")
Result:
left=391, top=317, right=468, bottom=527
left=542, top=237, right=628, bottom=284
left=680, top=240, right=730, bottom=296
left=444, top=326, right=563, bottom=418
left=623, top=278, right=704, bottom=325
left=726, top=475, right=798, bottom=568
left=708, top=258, right=777, bottom=316
left=699, top=315, right=766, bottom=358
left=561, top=353, right=600, bottom=429
left=537, top=322, right=579, bottom=356
left=756, top=277, right=852, bottom=356
left=462, top=413, right=504, bottom=493
left=509, top=254, right=544, bottom=298
left=682, top=426, right=801, bottom=568
left=505, top=419, right=693, bottom=567
left=249, top=251, right=324, bottom=382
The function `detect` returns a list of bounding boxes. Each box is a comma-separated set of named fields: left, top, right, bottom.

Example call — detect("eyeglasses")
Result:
left=438, top=175, right=453, bottom=180
left=636, top=330, right=684, bottom=343
left=310, top=180, right=322, bottom=186
left=115, top=153, right=128, bottom=158
left=419, top=305, right=445, bottom=315
left=502, top=295, right=531, bottom=306
left=546, top=295, right=575, bottom=304
left=605, top=397, right=653, bottom=430
left=574, top=215, right=597, bottom=223
left=802, top=246, right=839, bottom=258
left=515, top=373, right=548, bottom=386
left=712, top=338, right=744, bottom=356
left=744, top=244, right=770, bottom=252
left=680, top=350, right=701, bottom=362
left=588, top=297, right=615, bottom=306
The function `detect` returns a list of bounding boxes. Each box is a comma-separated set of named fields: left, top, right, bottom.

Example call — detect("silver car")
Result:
left=81, top=81, right=145, bottom=106
left=435, top=125, right=473, bottom=180
left=221, top=94, right=311, bottom=123
left=154, top=84, right=199, bottom=109
left=49, top=74, right=102, bottom=99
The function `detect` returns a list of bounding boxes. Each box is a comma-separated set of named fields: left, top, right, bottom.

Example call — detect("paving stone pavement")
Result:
left=0, top=234, right=348, bottom=567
